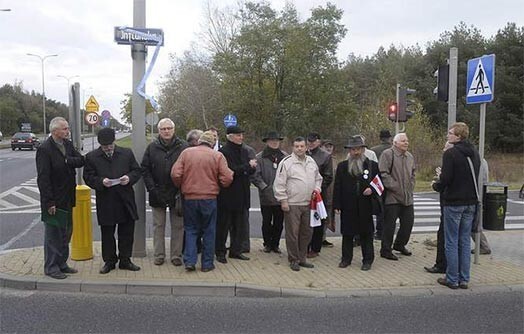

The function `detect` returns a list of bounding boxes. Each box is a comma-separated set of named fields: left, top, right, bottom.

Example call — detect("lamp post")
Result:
left=27, top=53, right=58, bottom=136
left=57, top=74, right=80, bottom=109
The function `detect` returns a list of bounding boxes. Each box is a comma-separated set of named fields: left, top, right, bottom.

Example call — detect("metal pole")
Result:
left=474, top=103, right=487, bottom=264
left=41, top=59, right=46, bottom=136
left=395, top=83, right=400, bottom=134
left=131, top=0, right=147, bottom=257
left=447, top=47, right=458, bottom=127
left=72, top=83, right=83, bottom=184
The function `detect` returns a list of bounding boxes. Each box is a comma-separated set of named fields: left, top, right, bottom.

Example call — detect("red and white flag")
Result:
left=370, top=174, right=384, bottom=196
left=310, top=191, right=328, bottom=227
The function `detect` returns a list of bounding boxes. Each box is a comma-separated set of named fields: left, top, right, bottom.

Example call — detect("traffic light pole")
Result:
left=447, top=47, right=458, bottom=127
left=131, top=0, right=147, bottom=257
left=395, top=84, right=400, bottom=134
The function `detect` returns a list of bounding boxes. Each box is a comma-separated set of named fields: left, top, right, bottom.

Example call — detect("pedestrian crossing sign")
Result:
left=466, top=54, right=495, bottom=104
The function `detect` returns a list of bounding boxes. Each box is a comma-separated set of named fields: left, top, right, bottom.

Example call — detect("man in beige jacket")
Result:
left=274, top=137, right=323, bottom=271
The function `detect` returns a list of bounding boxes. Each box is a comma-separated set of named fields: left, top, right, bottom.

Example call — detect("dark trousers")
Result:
left=261, top=205, right=284, bottom=249
left=216, top=209, right=248, bottom=257
left=342, top=233, right=374, bottom=265
left=44, top=216, right=73, bottom=275
left=435, top=207, right=447, bottom=270
left=375, top=211, right=384, bottom=236
left=309, top=221, right=325, bottom=253
left=100, top=221, right=135, bottom=264
left=380, top=204, right=414, bottom=254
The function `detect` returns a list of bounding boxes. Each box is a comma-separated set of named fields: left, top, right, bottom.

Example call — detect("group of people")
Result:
left=36, top=116, right=485, bottom=288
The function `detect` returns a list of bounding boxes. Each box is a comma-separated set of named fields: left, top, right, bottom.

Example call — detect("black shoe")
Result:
left=322, top=240, right=334, bottom=248
left=298, top=262, right=314, bottom=268
left=216, top=255, right=227, bottom=264
left=99, top=262, right=116, bottom=274
left=229, top=253, right=250, bottom=260
left=60, top=266, right=78, bottom=274
left=338, top=261, right=351, bottom=268
left=171, top=258, right=183, bottom=266
left=290, top=262, right=300, bottom=271
left=471, top=249, right=491, bottom=255
left=47, top=272, right=67, bottom=279
left=262, top=246, right=272, bottom=253
left=380, top=252, right=399, bottom=261
left=437, top=277, right=458, bottom=290
left=393, top=245, right=412, bottom=256
left=459, top=282, right=469, bottom=289
left=185, top=264, right=196, bottom=271
left=361, top=263, right=372, bottom=271
left=201, top=265, right=215, bottom=272
left=424, top=266, right=446, bottom=274
left=272, top=247, right=282, bottom=254
left=119, top=261, right=141, bottom=271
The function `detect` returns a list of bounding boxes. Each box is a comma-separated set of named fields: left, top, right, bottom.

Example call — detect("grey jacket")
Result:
left=307, top=146, right=333, bottom=194
left=251, top=149, right=289, bottom=206
left=379, top=146, right=416, bottom=206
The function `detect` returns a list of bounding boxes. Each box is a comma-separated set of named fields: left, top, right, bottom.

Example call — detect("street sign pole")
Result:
left=447, top=47, right=458, bottom=127
left=474, top=103, right=487, bottom=264
left=131, top=0, right=147, bottom=257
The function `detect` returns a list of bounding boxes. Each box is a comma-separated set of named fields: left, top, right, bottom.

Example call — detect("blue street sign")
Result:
left=223, top=114, right=237, bottom=128
left=102, top=118, right=110, bottom=127
left=466, top=54, right=495, bottom=104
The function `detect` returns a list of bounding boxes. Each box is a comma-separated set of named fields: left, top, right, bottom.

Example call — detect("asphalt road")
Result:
left=1, top=288, right=522, bottom=333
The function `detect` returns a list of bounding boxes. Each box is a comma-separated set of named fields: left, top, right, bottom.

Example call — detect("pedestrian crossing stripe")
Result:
left=467, top=58, right=492, bottom=98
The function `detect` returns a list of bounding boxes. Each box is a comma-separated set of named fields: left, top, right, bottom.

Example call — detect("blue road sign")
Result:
left=102, top=118, right=110, bottom=127
left=223, top=114, right=237, bottom=128
left=466, top=54, right=495, bottom=104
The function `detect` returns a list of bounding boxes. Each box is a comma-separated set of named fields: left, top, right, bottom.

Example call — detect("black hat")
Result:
left=97, top=128, right=115, bottom=145
left=379, top=129, right=392, bottom=139
left=344, top=135, right=366, bottom=148
left=262, top=131, right=284, bottom=142
left=226, top=126, right=244, bottom=134
left=307, top=132, right=321, bottom=142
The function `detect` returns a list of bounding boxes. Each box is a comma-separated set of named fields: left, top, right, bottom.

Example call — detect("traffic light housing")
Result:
left=434, top=64, right=449, bottom=102
left=398, top=86, right=416, bottom=122
left=387, top=102, right=398, bottom=122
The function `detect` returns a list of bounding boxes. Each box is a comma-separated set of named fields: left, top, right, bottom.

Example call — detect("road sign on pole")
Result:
left=466, top=54, right=495, bottom=104
left=223, top=114, right=237, bottom=128
left=84, top=112, right=99, bottom=125
left=85, top=95, right=100, bottom=112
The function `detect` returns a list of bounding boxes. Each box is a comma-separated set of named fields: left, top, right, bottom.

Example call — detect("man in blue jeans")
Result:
left=437, top=122, right=480, bottom=289
left=171, top=131, right=233, bottom=272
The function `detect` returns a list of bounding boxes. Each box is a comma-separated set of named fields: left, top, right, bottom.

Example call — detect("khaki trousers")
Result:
left=152, top=207, right=184, bottom=261
left=284, top=205, right=313, bottom=264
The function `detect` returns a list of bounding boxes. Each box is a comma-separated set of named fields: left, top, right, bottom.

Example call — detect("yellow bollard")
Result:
left=71, top=185, right=93, bottom=260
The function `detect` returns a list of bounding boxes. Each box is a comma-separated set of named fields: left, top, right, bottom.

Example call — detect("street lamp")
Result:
left=57, top=75, right=80, bottom=106
left=27, top=53, right=58, bottom=136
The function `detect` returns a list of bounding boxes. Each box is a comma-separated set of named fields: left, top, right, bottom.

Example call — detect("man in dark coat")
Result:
left=306, top=132, right=333, bottom=258
left=36, top=117, right=84, bottom=279
left=216, top=125, right=257, bottom=263
left=370, top=129, right=392, bottom=240
left=83, top=128, right=142, bottom=274
left=142, top=118, right=188, bottom=266
left=251, top=131, right=288, bottom=253
left=333, top=135, right=379, bottom=271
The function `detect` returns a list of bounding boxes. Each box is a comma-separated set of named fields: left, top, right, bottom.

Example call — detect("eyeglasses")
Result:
left=159, top=127, right=174, bottom=131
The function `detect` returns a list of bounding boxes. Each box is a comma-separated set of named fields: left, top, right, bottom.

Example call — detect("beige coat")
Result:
left=378, top=146, right=416, bottom=206
left=273, top=153, right=323, bottom=206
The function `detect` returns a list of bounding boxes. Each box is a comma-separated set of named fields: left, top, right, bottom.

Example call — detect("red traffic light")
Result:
left=387, top=102, right=398, bottom=122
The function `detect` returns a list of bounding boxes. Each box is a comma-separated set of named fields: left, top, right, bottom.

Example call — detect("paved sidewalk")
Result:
left=1, top=232, right=523, bottom=297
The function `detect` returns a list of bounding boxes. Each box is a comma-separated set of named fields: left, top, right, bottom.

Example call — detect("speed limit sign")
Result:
left=85, top=112, right=99, bottom=125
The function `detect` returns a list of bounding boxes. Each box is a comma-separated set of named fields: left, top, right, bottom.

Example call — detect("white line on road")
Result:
left=0, top=216, right=40, bottom=251
left=508, top=199, right=524, bottom=205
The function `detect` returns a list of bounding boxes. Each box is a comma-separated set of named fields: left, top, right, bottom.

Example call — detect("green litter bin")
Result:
left=482, top=182, right=508, bottom=231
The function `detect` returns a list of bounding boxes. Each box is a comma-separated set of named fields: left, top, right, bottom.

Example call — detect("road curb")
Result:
left=1, top=272, right=522, bottom=298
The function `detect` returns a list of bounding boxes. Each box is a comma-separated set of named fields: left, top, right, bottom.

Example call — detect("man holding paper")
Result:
left=83, top=128, right=142, bottom=274
left=36, top=117, right=85, bottom=279
left=333, top=135, right=379, bottom=271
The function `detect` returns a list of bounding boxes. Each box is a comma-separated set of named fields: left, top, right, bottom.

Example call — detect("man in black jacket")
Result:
left=36, top=117, right=84, bottom=279
left=216, top=126, right=257, bottom=263
left=437, top=122, right=480, bottom=290
left=84, top=128, right=143, bottom=274
left=306, top=132, right=333, bottom=258
left=142, top=118, right=188, bottom=266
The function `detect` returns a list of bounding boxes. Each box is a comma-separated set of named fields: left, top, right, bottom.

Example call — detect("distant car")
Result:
left=11, top=132, right=40, bottom=150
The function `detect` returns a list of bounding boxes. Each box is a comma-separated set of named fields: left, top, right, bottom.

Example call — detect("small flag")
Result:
left=370, top=174, right=384, bottom=196
left=310, top=191, right=328, bottom=227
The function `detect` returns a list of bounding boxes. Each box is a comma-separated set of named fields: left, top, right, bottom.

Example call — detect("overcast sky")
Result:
left=1, top=0, right=522, bottom=125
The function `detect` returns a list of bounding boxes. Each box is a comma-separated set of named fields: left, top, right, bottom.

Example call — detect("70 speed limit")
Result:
left=85, top=112, right=100, bottom=125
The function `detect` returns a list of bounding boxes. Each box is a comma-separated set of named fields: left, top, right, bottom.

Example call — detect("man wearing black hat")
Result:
left=251, top=131, right=288, bottom=253
left=306, top=132, right=333, bottom=258
left=83, top=128, right=143, bottom=274
left=370, top=129, right=393, bottom=240
left=216, top=125, right=257, bottom=263
left=333, top=135, right=379, bottom=270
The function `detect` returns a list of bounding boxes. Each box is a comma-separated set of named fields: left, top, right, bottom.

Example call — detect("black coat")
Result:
left=333, top=158, right=379, bottom=236
left=83, top=145, right=142, bottom=226
left=36, top=137, right=85, bottom=212
left=141, top=136, right=188, bottom=208
left=218, top=141, right=256, bottom=211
